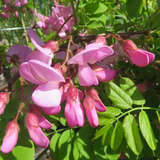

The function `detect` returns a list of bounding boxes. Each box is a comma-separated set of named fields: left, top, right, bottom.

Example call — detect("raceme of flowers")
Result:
left=0, top=1, right=155, bottom=154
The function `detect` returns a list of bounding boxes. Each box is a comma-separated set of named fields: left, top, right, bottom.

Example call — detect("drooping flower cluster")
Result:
left=0, top=2, right=155, bottom=152
left=33, top=1, right=74, bottom=37
left=0, top=0, right=28, bottom=18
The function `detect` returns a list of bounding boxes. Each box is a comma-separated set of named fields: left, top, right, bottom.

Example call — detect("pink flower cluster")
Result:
left=0, top=28, right=155, bottom=153
left=34, top=2, right=74, bottom=37
left=0, top=0, right=28, bottom=18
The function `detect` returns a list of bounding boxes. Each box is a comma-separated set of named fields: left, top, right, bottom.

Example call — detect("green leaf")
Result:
left=87, top=21, right=104, bottom=29
left=139, top=110, right=157, bottom=150
left=151, top=10, right=160, bottom=29
left=50, top=133, right=61, bottom=160
left=123, top=114, right=143, bottom=155
left=98, top=107, right=122, bottom=118
left=73, top=137, right=90, bottom=160
left=126, top=0, right=144, bottom=18
left=94, top=123, right=112, bottom=140
left=120, top=77, right=146, bottom=105
left=105, top=81, right=132, bottom=109
left=85, top=2, right=107, bottom=15
left=110, top=121, right=124, bottom=151
left=58, top=130, right=74, bottom=160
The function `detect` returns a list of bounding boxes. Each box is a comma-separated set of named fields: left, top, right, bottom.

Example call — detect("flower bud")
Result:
left=25, top=112, right=49, bottom=148
left=123, top=40, right=138, bottom=57
left=1, top=120, right=19, bottom=153
left=0, top=92, right=10, bottom=115
left=44, top=40, right=59, bottom=53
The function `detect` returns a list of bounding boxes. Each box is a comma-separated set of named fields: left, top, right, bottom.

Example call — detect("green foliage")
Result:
left=105, top=81, right=133, bottom=109
left=119, top=77, right=146, bottom=105
left=110, top=121, right=124, bottom=151
left=126, top=0, right=144, bottom=18
left=139, top=110, right=157, bottom=150
left=123, top=114, right=143, bottom=155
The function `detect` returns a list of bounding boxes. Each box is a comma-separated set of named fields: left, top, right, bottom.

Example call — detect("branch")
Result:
left=70, top=0, right=77, bottom=25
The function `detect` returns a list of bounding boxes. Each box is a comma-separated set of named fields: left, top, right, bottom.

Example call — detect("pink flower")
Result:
left=40, top=105, right=61, bottom=115
left=92, top=65, right=116, bottom=82
left=83, top=96, right=99, bottom=127
left=29, top=105, right=52, bottom=130
left=65, top=86, right=84, bottom=127
left=136, top=83, right=148, bottom=93
left=68, top=43, right=114, bottom=86
left=123, top=40, right=155, bottom=67
left=25, top=111, right=49, bottom=148
left=7, top=44, right=32, bottom=63
left=14, top=0, right=28, bottom=7
left=34, top=3, right=74, bottom=37
left=1, top=120, right=19, bottom=153
left=83, top=88, right=106, bottom=127
left=27, top=29, right=59, bottom=65
left=19, top=60, right=65, bottom=107
left=0, top=92, right=10, bottom=115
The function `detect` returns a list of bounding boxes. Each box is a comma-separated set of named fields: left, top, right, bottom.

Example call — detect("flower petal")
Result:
left=7, top=44, right=32, bottom=63
left=139, top=49, right=155, bottom=64
left=40, top=105, right=61, bottom=115
left=32, top=83, right=61, bottom=107
left=93, top=66, right=116, bottom=82
left=68, top=43, right=114, bottom=65
left=28, top=29, right=44, bottom=47
left=65, top=102, right=77, bottom=127
left=31, top=105, right=52, bottom=130
left=78, top=64, right=98, bottom=86
left=84, top=97, right=98, bottom=127
left=26, top=50, right=53, bottom=65
left=25, top=112, right=49, bottom=148
left=19, top=60, right=65, bottom=84
left=19, top=61, right=43, bottom=84
left=130, top=50, right=150, bottom=67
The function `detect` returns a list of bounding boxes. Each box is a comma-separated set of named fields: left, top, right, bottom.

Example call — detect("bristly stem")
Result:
left=70, top=0, right=78, bottom=25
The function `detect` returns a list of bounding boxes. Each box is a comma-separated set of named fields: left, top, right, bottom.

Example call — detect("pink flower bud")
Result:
left=123, top=40, right=155, bottom=67
left=136, top=83, right=148, bottom=93
left=25, top=112, right=49, bottom=148
left=92, top=65, right=116, bottom=82
left=83, top=96, right=98, bottom=127
left=1, top=120, right=19, bottom=153
left=88, top=88, right=106, bottom=112
left=30, top=105, right=52, bottom=130
left=0, top=92, right=10, bottom=115
left=123, top=40, right=138, bottom=57
left=65, top=86, right=84, bottom=127
left=44, top=40, right=59, bottom=53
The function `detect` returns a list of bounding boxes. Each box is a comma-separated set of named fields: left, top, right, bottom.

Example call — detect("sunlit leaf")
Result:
left=123, top=114, right=143, bottom=155
left=139, top=110, right=157, bottom=150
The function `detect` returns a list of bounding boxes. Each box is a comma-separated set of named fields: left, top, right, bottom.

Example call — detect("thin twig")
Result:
left=70, top=0, right=77, bottom=25
left=62, top=36, right=72, bottom=66
left=21, top=18, right=29, bottom=44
